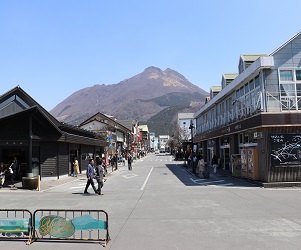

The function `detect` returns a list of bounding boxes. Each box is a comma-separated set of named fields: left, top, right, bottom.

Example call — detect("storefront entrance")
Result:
left=1, top=148, right=26, bottom=180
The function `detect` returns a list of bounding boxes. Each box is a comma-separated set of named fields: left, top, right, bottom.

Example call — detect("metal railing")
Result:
left=0, top=209, right=33, bottom=245
left=33, top=209, right=110, bottom=247
left=0, top=209, right=110, bottom=247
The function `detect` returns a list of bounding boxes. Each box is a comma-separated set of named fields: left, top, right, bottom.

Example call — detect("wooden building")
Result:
left=0, top=86, right=105, bottom=180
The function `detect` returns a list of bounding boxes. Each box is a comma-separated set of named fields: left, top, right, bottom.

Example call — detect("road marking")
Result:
left=141, top=167, right=153, bottom=190
left=69, top=186, right=83, bottom=189
left=189, top=178, right=232, bottom=186
left=122, top=173, right=138, bottom=179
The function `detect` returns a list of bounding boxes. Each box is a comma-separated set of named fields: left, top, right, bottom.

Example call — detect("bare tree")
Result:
left=168, top=125, right=190, bottom=153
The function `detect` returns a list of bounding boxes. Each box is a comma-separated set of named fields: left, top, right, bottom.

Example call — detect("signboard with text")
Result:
left=270, top=134, right=301, bottom=167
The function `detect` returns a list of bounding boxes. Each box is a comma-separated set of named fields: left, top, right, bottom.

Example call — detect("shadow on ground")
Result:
left=165, top=163, right=261, bottom=188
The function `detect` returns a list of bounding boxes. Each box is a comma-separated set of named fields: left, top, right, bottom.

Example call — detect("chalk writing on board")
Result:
left=270, top=134, right=301, bottom=166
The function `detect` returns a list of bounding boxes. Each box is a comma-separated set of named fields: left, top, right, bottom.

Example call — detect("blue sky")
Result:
left=1, top=0, right=301, bottom=111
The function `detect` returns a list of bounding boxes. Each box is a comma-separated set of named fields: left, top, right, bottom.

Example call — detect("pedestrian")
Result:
left=192, top=153, right=198, bottom=174
left=212, top=155, right=218, bottom=174
left=8, top=161, right=16, bottom=187
left=84, top=159, right=98, bottom=194
left=102, top=157, right=108, bottom=176
left=95, top=161, right=105, bottom=195
left=121, top=153, right=125, bottom=166
left=0, top=162, right=6, bottom=188
left=197, top=155, right=205, bottom=178
left=187, top=152, right=192, bottom=167
left=127, top=153, right=132, bottom=170
left=73, top=157, right=80, bottom=177
left=13, top=157, right=20, bottom=180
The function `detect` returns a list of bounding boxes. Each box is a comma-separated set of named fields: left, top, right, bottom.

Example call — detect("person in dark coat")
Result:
left=84, top=159, right=98, bottom=194
left=95, top=162, right=105, bottom=195
left=127, top=153, right=132, bottom=170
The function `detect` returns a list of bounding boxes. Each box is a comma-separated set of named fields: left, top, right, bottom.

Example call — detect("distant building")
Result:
left=158, top=135, right=169, bottom=152
left=138, top=125, right=150, bottom=152
left=178, top=113, right=195, bottom=141
left=149, top=132, right=158, bottom=151
left=79, top=112, right=131, bottom=157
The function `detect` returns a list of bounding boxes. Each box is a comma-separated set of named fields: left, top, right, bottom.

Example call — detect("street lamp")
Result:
left=182, top=122, right=187, bottom=166
left=189, top=120, right=195, bottom=145
left=189, top=120, right=196, bottom=173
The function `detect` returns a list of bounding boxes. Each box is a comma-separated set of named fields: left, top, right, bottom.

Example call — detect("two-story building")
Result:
left=193, top=31, right=301, bottom=186
left=79, top=113, right=132, bottom=159
left=138, top=125, right=150, bottom=154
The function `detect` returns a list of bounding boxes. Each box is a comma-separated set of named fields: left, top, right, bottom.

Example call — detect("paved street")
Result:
left=1, top=153, right=301, bottom=250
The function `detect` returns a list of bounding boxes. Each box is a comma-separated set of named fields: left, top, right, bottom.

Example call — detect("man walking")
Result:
left=84, top=159, right=98, bottom=194
left=127, top=153, right=132, bottom=170
left=95, top=161, right=105, bottom=195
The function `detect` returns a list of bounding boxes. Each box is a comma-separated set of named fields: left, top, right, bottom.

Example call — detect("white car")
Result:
left=155, top=149, right=160, bottom=154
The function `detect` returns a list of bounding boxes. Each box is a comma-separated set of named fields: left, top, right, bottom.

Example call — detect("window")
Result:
left=245, top=83, right=249, bottom=93
left=280, top=84, right=295, bottom=96
left=240, top=86, right=244, bottom=96
left=245, top=61, right=253, bottom=70
left=280, top=70, right=293, bottom=81
left=296, top=70, right=301, bottom=81
left=226, top=79, right=232, bottom=85
left=255, top=76, right=260, bottom=88
left=236, top=89, right=240, bottom=98
left=296, top=84, right=301, bottom=95
left=16, top=95, right=30, bottom=109
left=249, top=80, right=254, bottom=90
left=278, top=68, right=301, bottom=110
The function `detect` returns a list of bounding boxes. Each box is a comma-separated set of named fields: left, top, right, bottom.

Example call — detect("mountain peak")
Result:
left=50, top=66, right=208, bottom=126
left=143, top=66, right=162, bottom=73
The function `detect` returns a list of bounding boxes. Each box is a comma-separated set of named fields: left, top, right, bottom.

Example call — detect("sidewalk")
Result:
left=0, top=156, right=146, bottom=192
left=0, top=162, right=122, bottom=192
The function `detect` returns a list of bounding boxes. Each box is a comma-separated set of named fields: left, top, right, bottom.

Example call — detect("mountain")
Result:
left=50, top=66, right=209, bottom=135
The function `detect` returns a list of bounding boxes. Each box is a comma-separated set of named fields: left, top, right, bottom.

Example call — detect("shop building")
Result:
left=193, top=31, right=301, bottom=184
left=79, top=112, right=132, bottom=157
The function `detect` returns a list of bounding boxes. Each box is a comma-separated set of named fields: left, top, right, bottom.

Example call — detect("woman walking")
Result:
left=198, top=155, right=205, bottom=178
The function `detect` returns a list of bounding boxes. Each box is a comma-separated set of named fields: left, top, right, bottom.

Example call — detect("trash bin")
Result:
left=22, top=175, right=39, bottom=190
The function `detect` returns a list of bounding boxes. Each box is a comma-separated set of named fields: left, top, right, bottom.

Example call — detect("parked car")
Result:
left=155, top=149, right=160, bottom=154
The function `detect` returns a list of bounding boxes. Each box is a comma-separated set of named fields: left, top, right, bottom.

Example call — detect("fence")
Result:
left=0, top=209, right=110, bottom=247
left=0, top=209, right=33, bottom=245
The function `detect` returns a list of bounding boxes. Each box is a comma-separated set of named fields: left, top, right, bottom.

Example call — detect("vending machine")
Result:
left=247, top=148, right=259, bottom=180
left=241, top=149, right=248, bottom=178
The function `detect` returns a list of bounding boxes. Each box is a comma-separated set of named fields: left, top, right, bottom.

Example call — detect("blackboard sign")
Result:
left=270, top=134, right=301, bottom=167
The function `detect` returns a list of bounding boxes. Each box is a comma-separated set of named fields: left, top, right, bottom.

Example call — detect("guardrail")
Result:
left=0, top=209, right=110, bottom=247
left=32, top=209, right=110, bottom=246
left=0, top=209, right=33, bottom=245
